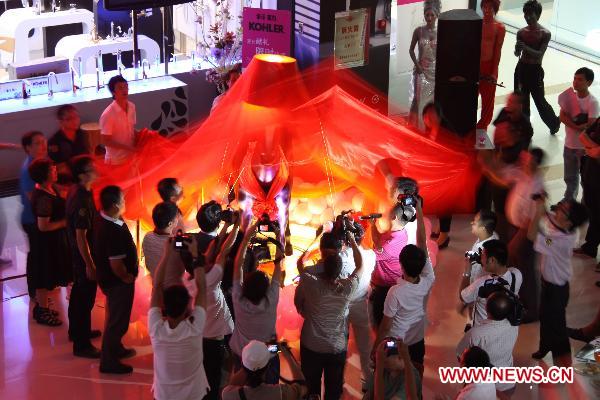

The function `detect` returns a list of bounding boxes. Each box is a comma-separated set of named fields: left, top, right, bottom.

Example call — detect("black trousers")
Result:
left=300, top=346, right=347, bottom=400
left=539, top=279, right=570, bottom=357
left=202, top=338, right=225, bottom=400
left=21, top=223, right=37, bottom=299
left=508, top=227, right=538, bottom=321
left=68, top=265, right=98, bottom=351
left=100, top=282, right=134, bottom=367
left=582, top=157, right=600, bottom=254
left=439, top=216, right=452, bottom=233
left=369, top=285, right=391, bottom=330
left=514, top=63, right=559, bottom=131
left=408, top=339, right=425, bottom=366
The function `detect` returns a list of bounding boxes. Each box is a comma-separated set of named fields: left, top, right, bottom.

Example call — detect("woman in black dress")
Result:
left=29, top=158, right=72, bottom=326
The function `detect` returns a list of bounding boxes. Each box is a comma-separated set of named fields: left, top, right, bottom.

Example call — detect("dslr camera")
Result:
left=331, top=210, right=360, bottom=244
left=173, top=229, right=193, bottom=252
left=173, top=230, right=201, bottom=275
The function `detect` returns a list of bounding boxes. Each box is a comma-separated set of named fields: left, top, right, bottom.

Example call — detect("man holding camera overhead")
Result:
left=373, top=197, right=433, bottom=378
left=369, top=177, right=419, bottom=331
left=148, top=225, right=209, bottom=400
left=294, top=226, right=364, bottom=400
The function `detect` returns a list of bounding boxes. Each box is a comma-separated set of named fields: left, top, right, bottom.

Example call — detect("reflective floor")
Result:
left=1, top=208, right=599, bottom=399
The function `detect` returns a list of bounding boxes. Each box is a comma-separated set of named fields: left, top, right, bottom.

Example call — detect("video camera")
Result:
left=394, top=177, right=421, bottom=223
left=203, top=200, right=235, bottom=225
left=249, top=214, right=282, bottom=264
left=331, top=210, right=361, bottom=244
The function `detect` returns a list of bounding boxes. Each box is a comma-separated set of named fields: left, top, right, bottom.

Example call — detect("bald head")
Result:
left=486, top=291, right=512, bottom=321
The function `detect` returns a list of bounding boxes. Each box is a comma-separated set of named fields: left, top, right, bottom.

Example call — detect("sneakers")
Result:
left=99, top=363, right=133, bottom=374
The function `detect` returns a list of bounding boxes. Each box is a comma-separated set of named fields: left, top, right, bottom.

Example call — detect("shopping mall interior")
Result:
left=0, top=0, right=599, bottom=399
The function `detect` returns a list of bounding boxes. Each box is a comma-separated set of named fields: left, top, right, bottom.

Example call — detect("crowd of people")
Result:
left=6, top=1, right=600, bottom=399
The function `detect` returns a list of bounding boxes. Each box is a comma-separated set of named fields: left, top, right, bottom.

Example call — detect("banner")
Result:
left=242, top=7, right=292, bottom=67
left=334, top=8, right=370, bottom=69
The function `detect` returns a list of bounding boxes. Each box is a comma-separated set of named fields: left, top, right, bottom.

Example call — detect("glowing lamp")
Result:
left=244, top=54, right=309, bottom=109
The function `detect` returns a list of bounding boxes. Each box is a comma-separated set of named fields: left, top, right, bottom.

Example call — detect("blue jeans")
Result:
left=563, top=147, right=586, bottom=200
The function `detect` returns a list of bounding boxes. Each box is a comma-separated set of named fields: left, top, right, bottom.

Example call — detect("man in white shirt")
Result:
left=148, top=234, right=209, bottom=400
left=455, top=346, right=496, bottom=400
left=202, top=213, right=240, bottom=400
left=457, top=292, right=519, bottom=399
left=99, top=75, right=149, bottom=165
left=463, top=210, right=499, bottom=331
left=480, top=148, right=544, bottom=322
left=459, top=239, right=522, bottom=327
left=142, top=202, right=180, bottom=280
left=375, top=199, right=434, bottom=377
left=558, top=67, right=598, bottom=201
left=528, top=196, right=589, bottom=367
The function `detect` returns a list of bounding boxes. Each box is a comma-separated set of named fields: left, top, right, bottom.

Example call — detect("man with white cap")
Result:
left=222, top=340, right=308, bottom=399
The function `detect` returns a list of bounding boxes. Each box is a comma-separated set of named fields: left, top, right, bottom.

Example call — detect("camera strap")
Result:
left=238, top=387, right=248, bottom=400
left=509, top=272, right=516, bottom=293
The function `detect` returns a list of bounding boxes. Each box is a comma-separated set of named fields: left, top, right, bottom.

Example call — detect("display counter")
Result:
left=0, top=75, right=188, bottom=181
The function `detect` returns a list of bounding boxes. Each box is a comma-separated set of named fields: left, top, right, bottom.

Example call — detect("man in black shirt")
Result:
left=66, top=155, right=101, bottom=358
left=48, top=105, right=89, bottom=183
left=93, top=185, right=138, bottom=374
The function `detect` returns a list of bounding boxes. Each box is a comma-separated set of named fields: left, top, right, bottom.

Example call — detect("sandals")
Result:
left=33, top=305, right=62, bottom=327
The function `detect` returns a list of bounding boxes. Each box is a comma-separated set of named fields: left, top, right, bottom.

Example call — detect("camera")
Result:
left=465, top=249, right=482, bottom=265
left=385, top=340, right=397, bottom=350
left=267, top=344, right=279, bottom=354
left=174, top=229, right=193, bottom=252
left=393, top=177, right=420, bottom=223
left=203, top=200, right=235, bottom=225
left=331, top=210, right=360, bottom=244
left=249, top=214, right=281, bottom=264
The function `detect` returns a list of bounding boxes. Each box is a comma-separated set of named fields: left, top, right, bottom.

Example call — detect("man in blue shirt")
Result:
left=19, top=131, right=47, bottom=299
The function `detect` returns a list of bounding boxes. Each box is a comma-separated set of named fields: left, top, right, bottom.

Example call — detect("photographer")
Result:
left=202, top=212, right=240, bottom=400
left=374, top=197, right=433, bottom=378
left=528, top=196, right=588, bottom=366
left=459, top=240, right=522, bottom=327
left=229, top=218, right=284, bottom=384
left=436, top=346, right=495, bottom=400
left=299, top=216, right=376, bottom=387
left=456, top=291, right=518, bottom=399
left=148, top=233, right=209, bottom=400
left=370, top=178, right=420, bottom=330
left=142, top=202, right=181, bottom=280
left=463, top=210, right=498, bottom=330
left=222, top=340, right=308, bottom=400
left=294, top=229, right=363, bottom=400
left=364, top=338, right=419, bottom=400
